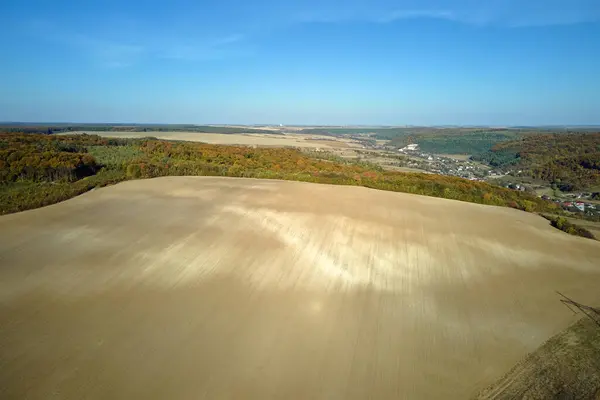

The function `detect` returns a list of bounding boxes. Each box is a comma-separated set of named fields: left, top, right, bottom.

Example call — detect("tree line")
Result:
left=1, top=133, right=560, bottom=217
left=0, top=124, right=276, bottom=135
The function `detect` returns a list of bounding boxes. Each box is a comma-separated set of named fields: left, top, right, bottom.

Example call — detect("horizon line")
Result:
left=2, top=121, right=600, bottom=129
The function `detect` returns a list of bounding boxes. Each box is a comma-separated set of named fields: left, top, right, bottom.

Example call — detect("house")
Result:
left=399, top=144, right=419, bottom=152
left=575, top=202, right=585, bottom=212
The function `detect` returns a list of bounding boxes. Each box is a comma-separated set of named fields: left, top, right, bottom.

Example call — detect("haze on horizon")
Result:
left=1, top=0, right=599, bottom=126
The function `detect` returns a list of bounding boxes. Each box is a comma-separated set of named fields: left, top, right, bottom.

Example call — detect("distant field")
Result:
left=439, top=154, right=472, bottom=161
left=563, top=216, right=600, bottom=237
left=535, top=187, right=555, bottom=197
left=67, top=131, right=357, bottom=149
left=393, top=166, right=433, bottom=173
left=298, top=128, right=404, bottom=140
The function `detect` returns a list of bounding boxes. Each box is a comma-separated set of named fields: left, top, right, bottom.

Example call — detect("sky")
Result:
left=1, top=0, right=600, bottom=126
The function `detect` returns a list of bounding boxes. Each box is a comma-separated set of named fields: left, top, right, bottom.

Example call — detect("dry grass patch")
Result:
left=475, top=317, right=600, bottom=400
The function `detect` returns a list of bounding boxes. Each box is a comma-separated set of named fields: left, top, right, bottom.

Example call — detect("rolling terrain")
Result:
left=475, top=316, right=600, bottom=399
left=67, top=130, right=355, bottom=149
left=1, top=177, right=599, bottom=399
left=1, top=133, right=557, bottom=217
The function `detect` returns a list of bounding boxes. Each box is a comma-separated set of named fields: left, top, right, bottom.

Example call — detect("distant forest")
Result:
left=473, top=133, right=600, bottom=191
left=1, top=132, right=558, bottom=216
left=299, top=126, right=597, bottom=157
left=389, top=129, right=523, bottom=155
left=0, top=123, right=276, bottom=135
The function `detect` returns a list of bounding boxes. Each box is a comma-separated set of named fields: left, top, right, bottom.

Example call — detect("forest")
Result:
left=0, top=132, right=561, bottom=217
left=298, top=126, right=526, bottom=142
left=342, top=127, right=600, bottom=163
left=475, top=133, right=600, bottom=190
left=390, top=130, right=521, bottom=154
left=300, top=126, right=545, bottom=155
left=0, top=123, right=275, bottom=135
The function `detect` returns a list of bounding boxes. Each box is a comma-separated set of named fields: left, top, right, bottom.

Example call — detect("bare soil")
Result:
left=1, top=177, right=600, bottom=399
left=69, top=131, right=359, bottom=149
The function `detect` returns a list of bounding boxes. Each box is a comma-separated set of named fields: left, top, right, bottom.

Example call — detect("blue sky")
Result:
left=1, top=0, right=599, bottom=125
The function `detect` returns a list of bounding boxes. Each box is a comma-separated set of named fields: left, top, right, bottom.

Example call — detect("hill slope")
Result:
left=1, top=177, right=599, bottom=399
left=474, top=133, right=600, bottom=191
left=475, top=317, right=600, bottom=399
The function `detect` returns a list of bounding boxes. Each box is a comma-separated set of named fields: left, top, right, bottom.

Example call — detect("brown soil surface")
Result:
left=68, top=131, right=356, bottom=149
left=1, top=177, right=600, bottom=399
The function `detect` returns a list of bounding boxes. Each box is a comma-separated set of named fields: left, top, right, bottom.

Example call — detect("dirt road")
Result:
left=1, top=177, right=599, bottom=399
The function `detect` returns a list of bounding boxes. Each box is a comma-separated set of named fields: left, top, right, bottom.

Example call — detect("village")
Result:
left=481, top=181, right=600, bottom=219
left=395, top=143, right=495, bottom=181
left=539, top=193, right=599, bottom=216
left=312, top=136, right=600, bottom=221
left=394, top=143, right=600, bottom=219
